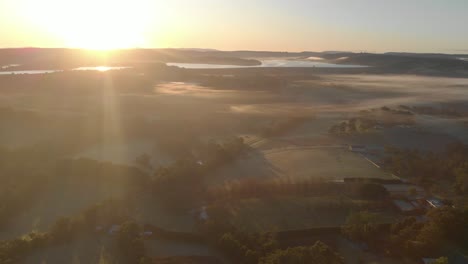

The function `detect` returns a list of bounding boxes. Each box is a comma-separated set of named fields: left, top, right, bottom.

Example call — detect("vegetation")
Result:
left=342, top=211, right=382, bottom=244
left=330, top=106, right=418, bottom=135
left=115, top=221, right=147, bottom=263
left=1, top=49, right=468, bottom=264
left=405, top=104, right=466, bottom=117
left=341, top=202, right=468, bottom=259
left=209, top=179, right=389, bottom=201
left=388, top=206, right=468, bottom=258
left=0, top=203, right=153, bottom=264
left=329, top=117, right=377, bottom=134
left=383, top=142, right=468, bottom=196
left=152, top=137, right=248, bottom=209
left=433, top=257, right=449, bottom=264
left=201, top=208, right=344, bottom=264
left=218, top=230, right=278, bottom=264
left=209, top=179, right=344, bottom=199
left=380, top=106, right=414, bottom=115
left=0, top=232, right=49, bottom=264
left=259, top=241, right=344, bottom=264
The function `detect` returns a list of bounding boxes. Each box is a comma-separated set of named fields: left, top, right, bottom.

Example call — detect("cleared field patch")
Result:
left=73, top=139, right=173, bottom=168
left=220, top=197, right=396, bottom=232
left=211, top=147, right=393, bottom=185
left=263, top=147, right=392, bottom=181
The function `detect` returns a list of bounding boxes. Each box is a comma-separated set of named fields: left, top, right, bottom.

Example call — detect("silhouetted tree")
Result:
left=116, top=221, right=146, bottom=263
left=260, top=241, right=344, bottom=264
left=342, top=211, right=381, bottom=243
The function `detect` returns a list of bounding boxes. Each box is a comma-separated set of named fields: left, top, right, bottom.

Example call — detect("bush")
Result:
left=355, top=183, right=389, bottom=200
left=49, top=217, right=74, bottom=243
left=260, top=241, right=344, bottom=264
left=342, top=211, right=381, bottom=243
left=115, top=221, right=147, bottom=263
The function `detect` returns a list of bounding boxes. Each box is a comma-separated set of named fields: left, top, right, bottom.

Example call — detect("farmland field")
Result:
left=210, top=147, right=393, bottom=185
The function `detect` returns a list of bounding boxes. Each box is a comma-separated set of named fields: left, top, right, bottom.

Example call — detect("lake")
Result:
left=0, top=66, right=130, bottom=75
left=167, top=59, right=368, bottom=69
left=0, top=60, right=367, bottom=75
left=0, top=70, right=59, bottom=75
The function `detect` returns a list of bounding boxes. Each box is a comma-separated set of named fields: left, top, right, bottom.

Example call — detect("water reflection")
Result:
left=167, top=59, right=368, bottom=69
left=0, top=66, right=130, bottom=75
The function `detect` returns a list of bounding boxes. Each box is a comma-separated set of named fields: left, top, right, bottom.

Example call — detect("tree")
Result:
left=418, top=207, right=467, bottom=248
left=82, top=205, right=98, bottom=230
left=116, top=221, right=146, bottom=263
left=342, top=211, right=381, bottom=243
left=260, top=241, right=344, bottom=264
left=219, top=233, right=245, bottom=260
left=98, top=247, right=111, bottom=264
left=355, top=183, right=389, bottom=200
left=135, top=153, right=151, bottom=169
left=387, top=207, right=468, bottom=258
left=408, top=187, right=417, bottom=196
left=217, top=229, right=278, bottom=264
left=388, top=217, right=424, bottom=257
left=454, top=166, right=468, bottom=194
left=433, top=257, right=449, bottom=264
left=49, top=217, right=73, bottom=243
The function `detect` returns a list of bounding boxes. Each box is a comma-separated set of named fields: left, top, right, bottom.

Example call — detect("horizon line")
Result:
left=0, top=47, right=467, bottom=55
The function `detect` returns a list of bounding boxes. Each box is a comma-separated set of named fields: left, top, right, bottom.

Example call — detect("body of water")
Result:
left=73, top=66, right=130, bottom=71
left=0, top=64, right=21, bottom=70
left=0, top=70, right=59, bottom=75
left=0, top=60, right=367, bottom=74
left=167, top=59, right=368, bottom=69
left=0, top=66, right=130, bottom=75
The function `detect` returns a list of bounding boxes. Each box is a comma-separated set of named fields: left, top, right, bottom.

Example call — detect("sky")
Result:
left=1, top=0, right=467, bottom=53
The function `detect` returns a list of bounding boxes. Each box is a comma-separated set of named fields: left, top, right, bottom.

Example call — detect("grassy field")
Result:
left=210, top=147, right=393, bottom=185
left=263, top=148, right=392, bottom=181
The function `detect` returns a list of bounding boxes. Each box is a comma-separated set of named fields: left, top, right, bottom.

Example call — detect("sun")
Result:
left=24, top=0, right=152, bottom=50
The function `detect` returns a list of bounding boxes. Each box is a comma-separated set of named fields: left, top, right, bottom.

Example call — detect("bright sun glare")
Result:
left=23, top=0, right=152, bottom=50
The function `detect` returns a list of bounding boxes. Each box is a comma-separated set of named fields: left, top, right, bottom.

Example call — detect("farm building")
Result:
left=348, top=145, right=366, bottom=153
left=426, top=198, right=444, bottom=208
left=393, top=200, right=419, bottom=214
left=108, top=225, right=121, bottom=235
left=421, top=258, right=440, bottom=264
left=199, top=206, right=209, bottom=220
left=383, top=184, right=424, bottom=197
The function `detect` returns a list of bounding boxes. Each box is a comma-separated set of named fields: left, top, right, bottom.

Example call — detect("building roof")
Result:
left=426, top=198, right=444, bottom=208
left=393, top=199, right=416, bottom=212
left=349, top=145, right=366, bottom=151
left=383, top=184, right=424, bottom=194
left=422, top=258, right=438, bottom=264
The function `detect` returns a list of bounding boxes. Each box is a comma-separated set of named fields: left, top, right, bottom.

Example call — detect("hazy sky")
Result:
left=1, top=0, right=467, bottom=52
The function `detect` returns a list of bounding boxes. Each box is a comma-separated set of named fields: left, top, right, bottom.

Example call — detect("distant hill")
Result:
left=0, top=48, right=261, bottom=69
left=1, top=48, right=467, bottom=76
left=337, top=53, right=468, bottom=74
